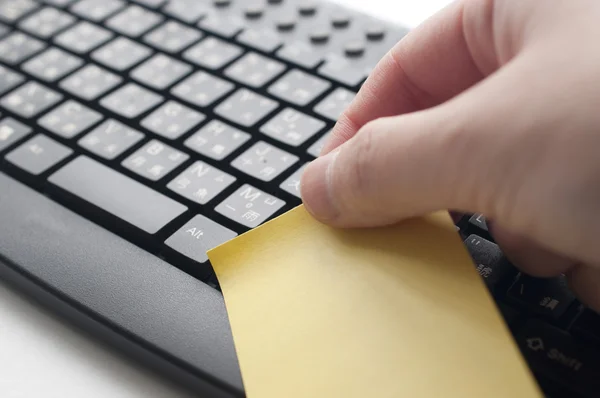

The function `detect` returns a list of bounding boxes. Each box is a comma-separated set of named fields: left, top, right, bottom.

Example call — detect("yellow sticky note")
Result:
left=208, top=205, right=542, bottom=398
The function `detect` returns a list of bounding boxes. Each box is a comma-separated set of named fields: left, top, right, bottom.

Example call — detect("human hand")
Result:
left=300, top=0, right=600, bottom=310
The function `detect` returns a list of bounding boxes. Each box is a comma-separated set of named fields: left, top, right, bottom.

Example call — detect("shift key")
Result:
left=49, top=156, right=187, bottom=234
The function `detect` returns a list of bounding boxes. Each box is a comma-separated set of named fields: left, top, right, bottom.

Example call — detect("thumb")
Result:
left=300, top=57, right=533, bottom=228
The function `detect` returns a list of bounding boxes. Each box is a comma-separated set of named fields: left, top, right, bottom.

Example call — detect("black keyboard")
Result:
left=0, top=1, right=598, bottom=397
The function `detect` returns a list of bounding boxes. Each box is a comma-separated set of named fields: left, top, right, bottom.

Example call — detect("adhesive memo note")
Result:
left=208, top=205, right=542, bottom=398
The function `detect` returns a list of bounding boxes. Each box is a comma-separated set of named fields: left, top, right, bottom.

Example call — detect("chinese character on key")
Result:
left=0, top=126, right=14, bottom=141
left=241, top=210, right=260, bottom=222
left=147, top=164, right=165, bottom=177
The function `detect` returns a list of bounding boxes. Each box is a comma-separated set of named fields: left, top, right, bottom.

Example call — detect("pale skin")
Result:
left=300, top=0, right=600, bottom=311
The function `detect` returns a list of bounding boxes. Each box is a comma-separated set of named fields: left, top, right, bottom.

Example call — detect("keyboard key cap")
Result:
left=224, top=52, right=286, bottom=88
left=280, top=163, right=307, bottom=198
left=469, top=213, right=489, bottom=231
left=165, top=215, right=237, bottom=264
left=276, top=41, right=323, bottom=69
left=268, top=69, right=331, bottom=106
left=231, top=141, right=298, bottom=182
left=0, top=82, right=62, bottom=118
left=517, top=320, right=600, bottom=398
left=38, top=100, right=103, bottom=139
left=464, top=235, right=515, bottom=292
left=100, top=83, right=163, bottom=118
left=49, top=156, right=187, bottom=234
left=236, top=27, right=282, bottom=53
left=0, top=117, right=32, bottom=153
left=122, top=139, right=189, bottom=181
left=70, top=0, right=125, bottom=21
left=6, top=134, right=72, bottom=175
left=141, top=100, right=205, bottom=140
left=19, top=7, right=75, bottom=38
left=163, top=0, right=210, bottom=24
left=167, top=161, right=236, bottom=205
left=307, top=129, right=331, bottom=157
left=198, top=13, right=244, bottom=38
left=318, top=55, right=366, bottom=86
left=131, top=54, right=192, bottom=90
left=260, top=108, right=326, bottom=146
left=91, top=37, right=153, bottom=72
left=0, top=0, right=37, bottom=23
left=0, top=32, right=45, bottom=64
left=298, top=1, right=318, bottom=16
left=0, top=65, right=24, bottom=95
left=79, top=119, right=144, bottom=160
left=105, top=5, right=164, bottom=37
left=215, top=89, right=279, bottom=127
left=171, top=71, right=235, bottom=108
left=314, top=87, right=355, bottom=121
left=216, top=184, right=285, bottom=228
left=183, top=36, right=243, bottom=70
left=507, top=275, right=575, bottom=320
left=184, top=120, right=251, bottom=161
left=143, top=21, right=202, bottom=53
left=60, top=64, right=122, bottom=101
left=54, top=21, right=113, bottom=53
left=21, top=47, right=83, bottom=82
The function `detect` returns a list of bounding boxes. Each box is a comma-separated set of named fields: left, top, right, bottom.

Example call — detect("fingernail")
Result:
left=300, top=149, right=340, bottom=222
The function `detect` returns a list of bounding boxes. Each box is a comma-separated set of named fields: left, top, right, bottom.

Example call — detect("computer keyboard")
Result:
left=0, top=0, right=598, bottom=397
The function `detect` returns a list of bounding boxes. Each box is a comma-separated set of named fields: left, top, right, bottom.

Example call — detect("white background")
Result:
left=0, top=1, right=451, bottom=397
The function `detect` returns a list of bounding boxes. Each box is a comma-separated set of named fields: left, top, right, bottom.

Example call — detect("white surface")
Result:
left=0, top=1, right=449, bottom=397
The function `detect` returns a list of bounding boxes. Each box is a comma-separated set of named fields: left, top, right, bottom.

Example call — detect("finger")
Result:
left=301, top=54, right=534, bottom=227
left=568, top=265, right=600, bottom=313
left=489, top=223, right=576, bottom=277
left=321, top=0, right=500, bottom=155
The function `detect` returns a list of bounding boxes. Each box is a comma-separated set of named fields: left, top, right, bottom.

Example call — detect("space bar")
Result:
left=48, top=156, right=187, bottom=234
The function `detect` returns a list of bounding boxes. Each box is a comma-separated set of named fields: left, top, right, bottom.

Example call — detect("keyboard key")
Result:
left=184, top=120, right=251, bottom=161
left=0, top=117, right=32, bottom=153
left=143, top=21, right=202, bottom=53
left=198, top=13, right=244, bottom=38
left=517, top=320, right=600, bottom=398
left=171, top=71, right=235, bottom=108
left=54, top=21, right=113, bottom=53
left=5, top=134, right=72, bottom=175
left=0, top=32, right=45, bottom=64
left=38, top=100, right=103, bottom=139
left=122, top=139, right=189, bottom=181
left=260, top=108, right=326, bottom=146
left=236, top=27, right=282, bottom=53
left=60, top=64, right=122, bottom=101
left=507, top=275, right=575, bottom=320
left=231, top=141, right=298, bottom=182
left=18, top=7, right=75, bottom=38
left=0, top=65, right=24, bottom=95
left=215, top=89, right=279, bottom=127
left=276, top=41, right=323, bottom=69
left=365, top=25, right=386, bottom=41
left=268, top=69, right=331, bottom=106
left=183, top=37, right=243, bottom=70
left=343, top=40, right=366, bottom=58
left=131, top=54, right=192, bottom=90
left=0, top=0, right=37, bottom=23
left=314, top=87, right=355, bottom=121
left=469, top=213, right=489, bottom=231
left=298, top=1, right=318, bottom=16
left=0, top=82, right=62, bottom=118
left=91, top=37, right=153, bottom=71
left=307, top=129, right=331, bottom=157
left=318, top=55, right=367, bottom=86
left=105, top=5, right=163, bottom=37
left=70, top=0, right=125, bottom=21
left=167, top=161, right=236, bottom=205
left=280, top=163, right=307, bottom=198
left=21, top=47, right=83, bottom=81
left=163, top=0, right=210, bottom=24
left=165, top=215, right=237, bottom=264
left=49, top=156, right=187, bottom=234
left=141, top=100, right=205, bottom=140
left=100, top=83, right=163, bottom=118
left=215, top=184, right=285, bottom=228
left=224, top=52, right=286, bottom=88
left=464, top=235, right=515, bottom=292
left=78, top=119, right=144, bottom=160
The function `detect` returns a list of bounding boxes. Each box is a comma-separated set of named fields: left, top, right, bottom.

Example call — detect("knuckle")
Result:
left=345, top=121, right=379, bottom=201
